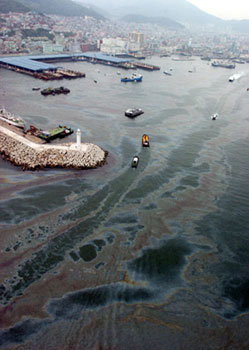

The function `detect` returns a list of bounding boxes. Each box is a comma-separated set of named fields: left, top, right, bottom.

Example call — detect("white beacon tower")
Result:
left=76, top=128, right=81, bottom=148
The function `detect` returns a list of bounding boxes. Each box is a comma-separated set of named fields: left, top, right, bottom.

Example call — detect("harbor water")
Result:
left=1, top=56, right=249, bottom=349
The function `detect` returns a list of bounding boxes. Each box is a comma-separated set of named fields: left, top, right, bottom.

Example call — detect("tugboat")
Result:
left=211, top=113, right=218, bottom=120
left=121, top=74, right=143, bottom=82
left=142, top=134, right=150, bottom=147
left=125, top=108, right=144, bottom=118
left=0, top=107, right=25, bottom=129
left=131, top=156, right=139, bottom=168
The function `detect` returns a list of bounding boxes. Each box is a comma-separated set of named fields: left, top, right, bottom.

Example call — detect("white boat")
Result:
left=0, top=107, right=25, bottom=128
left=125, top=108, right=144, bottom=118
left=211, top=113, right=218, bottom=120
left=131, top=156, right=139, bottom=168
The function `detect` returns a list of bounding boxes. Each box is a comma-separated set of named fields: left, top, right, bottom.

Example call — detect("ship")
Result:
left=142, top=134, right=150, bottom=147
left=0, top=107, right=25, bottom=129
left=26, top=124, right=73, bottom=142
left=211, top=61, right=235, bottom=69
left=125, top=108, right=144, bottom=118
left=131, top=156, right=139, bottom=168
left=121, top=74, right=143, bottom=82
left=163, top=71, right=172, bottom=76
left=41, top=86, right=70, bottom=96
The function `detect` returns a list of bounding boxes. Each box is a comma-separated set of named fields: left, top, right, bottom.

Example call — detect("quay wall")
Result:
left=0, top=126, right=107, bottom=170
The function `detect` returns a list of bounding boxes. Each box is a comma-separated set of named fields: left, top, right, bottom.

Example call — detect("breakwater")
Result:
left=0, top=125, right=107, bottom=170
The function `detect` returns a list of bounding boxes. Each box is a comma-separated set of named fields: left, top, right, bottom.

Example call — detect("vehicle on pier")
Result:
left=125, top=108, right=144, bottom=118
left=121, top=74, right=143, bottom=82
left=26, top=124, right=74, bottom=141
left=131, top=156, right=139, bottom=168
left=0, top=107, right=25, bottom=129
left=142, top=134, right=150, bottom=147
left=41, top=87, right=70, bottom=96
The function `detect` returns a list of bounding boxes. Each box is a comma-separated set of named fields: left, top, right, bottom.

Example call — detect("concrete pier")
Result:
left=0, top=124, right=107, bottom=170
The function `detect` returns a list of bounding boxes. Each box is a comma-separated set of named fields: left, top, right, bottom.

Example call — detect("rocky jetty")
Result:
left=0, top=125, right=107, bottom=170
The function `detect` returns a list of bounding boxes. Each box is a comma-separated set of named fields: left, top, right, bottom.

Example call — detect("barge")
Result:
left=26, top=125, right=73, bottom=142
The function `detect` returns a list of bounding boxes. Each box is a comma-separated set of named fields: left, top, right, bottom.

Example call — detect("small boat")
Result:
left=163, top=71, right=172, bottom=76
left=125, top=108, right=144, bottom=118
left=247, top=88, right=249, bottom=91
left=32, top=87, right=40, bottom=91
left=117, top=71, right=121, bottom=75
left=211, top=113, right=218, bottom=120
left=121, top=74, right=143, bottom=82
left=142, top=134, right=150, bottom=147
left=131, top=156, right=139, bottom=168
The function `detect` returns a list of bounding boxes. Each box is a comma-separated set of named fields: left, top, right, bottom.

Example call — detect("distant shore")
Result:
left=0, top=122, right=107, bottom=170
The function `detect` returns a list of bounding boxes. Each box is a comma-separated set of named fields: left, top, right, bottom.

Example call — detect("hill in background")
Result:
left=0, top=0, right=104, bottom=19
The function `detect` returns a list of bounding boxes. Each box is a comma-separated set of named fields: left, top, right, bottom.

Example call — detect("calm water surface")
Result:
left=0, top=56, right=249, bottom=349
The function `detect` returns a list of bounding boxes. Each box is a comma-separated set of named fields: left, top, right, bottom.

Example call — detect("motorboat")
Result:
left=125, top=108, right=144, bottom=118
left=121, top=74, right=143, bottom=82
left=142, top=134, right=150, bottom=147
left=131, top=156, right=139, bottom=168
left=211, top=113, right=218, bottom=120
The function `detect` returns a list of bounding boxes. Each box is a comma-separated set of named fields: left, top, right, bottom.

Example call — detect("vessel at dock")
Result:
left=26, top=124, right=74, bottom=141
left=133, top=62, right=160, bottom=71
left=0, top=107, right=25, bottom=129
left=211, top=61, right=235, bottom=69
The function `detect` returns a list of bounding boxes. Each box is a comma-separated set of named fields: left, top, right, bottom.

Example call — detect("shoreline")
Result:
left=0, top=123, right=108, bottom=171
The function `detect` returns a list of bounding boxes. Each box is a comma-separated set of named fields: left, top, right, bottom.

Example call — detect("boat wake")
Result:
left=228, top=72, right=245, bottom=82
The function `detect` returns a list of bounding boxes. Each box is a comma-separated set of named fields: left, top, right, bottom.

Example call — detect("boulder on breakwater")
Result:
left=0, top=125, right=107, bottom=170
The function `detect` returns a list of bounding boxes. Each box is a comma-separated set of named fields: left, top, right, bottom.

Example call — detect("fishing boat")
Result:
left=211, top=113, right=218, bottom=120
left=142, top=134, right=150, bottom=147
left=0, top=107, right=25, bottom=129
left=131, top=156, right=139, bottom=168
left=121, top=74, right=143, bottom=82
left=125, top=108, right=144, bottom=118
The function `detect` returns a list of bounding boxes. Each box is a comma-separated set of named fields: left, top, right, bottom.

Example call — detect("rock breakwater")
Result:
left=0, top=125, right=107, bottom=170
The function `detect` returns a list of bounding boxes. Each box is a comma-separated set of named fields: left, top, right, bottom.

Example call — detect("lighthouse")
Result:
left=76, top=128, right=81, bottom=148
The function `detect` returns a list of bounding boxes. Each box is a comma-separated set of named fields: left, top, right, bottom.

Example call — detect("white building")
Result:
left=100, top=38, right=127, bottom=55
